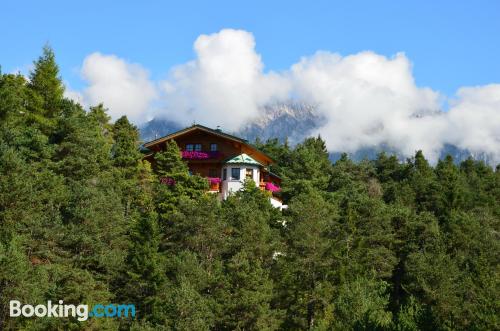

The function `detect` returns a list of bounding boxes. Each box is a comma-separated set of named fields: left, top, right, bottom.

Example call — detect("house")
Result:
left=143, top=124, right=286, bottom=209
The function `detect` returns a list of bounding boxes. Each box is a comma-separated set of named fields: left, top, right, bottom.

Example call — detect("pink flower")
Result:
left=207, top=177, right=221, bottom=184
left=265, top=182, right=281, bottom=192
left=181, top=151, right=223, bottom=159
left=181, top=151, right=209, bottom=159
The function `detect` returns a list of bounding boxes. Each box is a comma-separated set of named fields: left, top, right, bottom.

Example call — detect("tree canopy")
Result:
left=0, top=47, right=498, bottom=330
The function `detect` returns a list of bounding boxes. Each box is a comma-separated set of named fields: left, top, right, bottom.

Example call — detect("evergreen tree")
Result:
left=277, top=190, right=337, bottom=329
left=28, top=45, right=64, bottom=119
left=121, top=211, right=165, bottom=322
left=112, top=115, right=142, bottom=169
left=282, top=136, right=332, bottom=200
left=1, top=47, right=499, bottom=331
left=154, top=140, right=207, bottom=222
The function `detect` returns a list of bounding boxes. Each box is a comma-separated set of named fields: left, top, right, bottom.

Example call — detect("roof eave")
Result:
left=143, top=124, right=276, bottom=163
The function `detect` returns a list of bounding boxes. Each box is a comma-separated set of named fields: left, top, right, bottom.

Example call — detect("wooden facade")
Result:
left=143, top=125, right=282, bottom=196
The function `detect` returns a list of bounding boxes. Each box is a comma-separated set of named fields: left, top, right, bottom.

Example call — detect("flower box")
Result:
left=181, top=151, right=222, bottom=159
left=181, top=151, right=209, bottom=159
left=207, top=177, right=221, bottom=184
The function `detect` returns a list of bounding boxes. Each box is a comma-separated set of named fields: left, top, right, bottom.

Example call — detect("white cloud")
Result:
left=289, top=51, right=446, bottom=162
left=68, top=29, right=500, bottom=164
left=63, top=87, right=85, bottom=106
left=79, top=53, right=157, bottom=122
left=160, top=29, right=290, bottom=129
left=444, top=84, right=500, bottom=164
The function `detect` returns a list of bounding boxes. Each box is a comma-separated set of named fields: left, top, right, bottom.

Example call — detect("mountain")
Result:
left=140, top=102, right=496, bottom=165
left=140, top=101, right=323, bottom=144
left=238, top=102, right=324, bottom=144
left=140, top=118, right=182, bottom=143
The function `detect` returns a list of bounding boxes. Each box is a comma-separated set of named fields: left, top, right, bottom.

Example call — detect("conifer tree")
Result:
left=122, top=211, right=165, bottom=321
left=111, top=115, right=144, bottom=217
left=408, top=151, right=440, bottom=213
left=277, top=190, right=337, bottom=329
left=112, top=115, right=142, bottom=170
left=28, top=45, right=64, bottom=118
left=154, top=140, right=207, bottom=220
left=282, top=136, right=332, bottom=200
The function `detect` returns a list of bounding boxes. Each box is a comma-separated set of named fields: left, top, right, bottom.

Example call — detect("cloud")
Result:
left=289, top=51, right=446, bottom=161
left=78, top=53, right=157, bottom=122
left=68, top=29, right=500, bottom=164
left=444, top=84, right=500, bottom=164
left=160, top=29, right=290, bottom=129
left=63, top=87, right=85, bottom=106
left=63, top=80, right=85, bottom=106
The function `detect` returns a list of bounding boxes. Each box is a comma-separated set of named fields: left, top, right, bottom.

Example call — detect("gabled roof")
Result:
left=224, top=153, right=262, bottom=166
left=143, top=124, right=247, bottom=148
left=143, top=124, right=275, bottom=164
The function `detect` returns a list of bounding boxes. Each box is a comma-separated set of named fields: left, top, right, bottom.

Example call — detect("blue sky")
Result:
left=2, top=1, right=499, bottom=163
left=1, top=0, right=499, bottom=95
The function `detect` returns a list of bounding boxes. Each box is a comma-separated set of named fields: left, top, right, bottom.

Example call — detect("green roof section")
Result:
left=224, top=153, right=262, bottom=166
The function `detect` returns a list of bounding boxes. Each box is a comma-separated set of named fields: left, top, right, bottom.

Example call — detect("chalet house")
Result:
left=143, top=125, right=285, bottom=209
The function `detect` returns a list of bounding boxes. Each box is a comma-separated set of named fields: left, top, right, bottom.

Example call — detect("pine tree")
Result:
left=277, top=190, right=337, bottom=329
left=111, top=115, right=144, bottom=218
left=112, top=115, right=142, bottom=169
left=154, top=140, right=207, bottom=221
left=435, top=155, right=465, bottom=219
left=54, top=100, right=112, bottom=180
left=121, top=211, right=165, bottom=321
left=216, top=181, right=282, bottom=330
left=408, top=151, right=440, bottom=214
left=283, top=136, right=333, bottom=200
left=28, top=45, right=64, bottom=118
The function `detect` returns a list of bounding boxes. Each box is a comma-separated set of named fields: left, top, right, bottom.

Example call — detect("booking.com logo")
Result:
left=10, top=300, right=136, bottom=321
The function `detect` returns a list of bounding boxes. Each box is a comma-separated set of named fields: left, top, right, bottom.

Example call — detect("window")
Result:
left=231, top=168, right=240, bottom=180
left=223, top=168, right=227, bottom=180
left=186, top=144, right=194, bottom=151
left=210, top=143, right=218, bottom=151
left=194, top=143, right=202, bottom=151
left=209, top=168, right=218, bottom=178
left=246, top=168, right=253, bottom=179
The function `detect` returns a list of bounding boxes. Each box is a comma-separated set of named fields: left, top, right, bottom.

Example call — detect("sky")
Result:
left=1, top=0, right=499, bottom=163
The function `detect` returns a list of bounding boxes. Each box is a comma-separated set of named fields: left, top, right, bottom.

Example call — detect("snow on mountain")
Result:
left=140, top=103, right=497, bottom=165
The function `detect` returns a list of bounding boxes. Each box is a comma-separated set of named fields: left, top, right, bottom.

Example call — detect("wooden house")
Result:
left=143, top=124, right=285, bottom=208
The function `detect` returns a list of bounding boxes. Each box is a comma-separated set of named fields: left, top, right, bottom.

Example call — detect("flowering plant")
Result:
left=181, top=151, right=209, bottom=159
left=181, top=151, right=222, bottom=159
left=265, top=182, right=281, bottom=192
left=207, top=177, right=221, bottom=184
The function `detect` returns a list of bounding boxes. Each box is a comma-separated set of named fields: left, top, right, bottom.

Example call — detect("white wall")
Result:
left=270, top=197, right=287, bottom=210
left=221, top=165, right=260, bottom=199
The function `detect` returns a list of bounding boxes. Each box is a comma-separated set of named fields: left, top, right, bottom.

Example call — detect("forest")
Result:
left=0, top=47, right=498, bottom=330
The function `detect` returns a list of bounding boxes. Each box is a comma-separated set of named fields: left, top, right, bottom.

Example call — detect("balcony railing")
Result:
left=181, top=150, right=223, bottom=160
